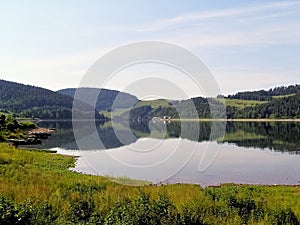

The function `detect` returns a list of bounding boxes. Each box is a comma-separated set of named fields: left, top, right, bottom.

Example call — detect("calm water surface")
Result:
left=26, top=120, right=300, bottom=187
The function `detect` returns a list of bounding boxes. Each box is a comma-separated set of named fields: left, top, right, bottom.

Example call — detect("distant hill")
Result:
left=118, top=84, right=300, bottom=120
left=225, top=84, right=300, bottom=119
left=226, top=93, right=300, bottom=119
left=57, top=88, right=139, bottom=111
left=0, top=80, right=104, bottom=119
left=117, top=97, right=224, bottom=121
left=1, top=79, right=299, bottom=120
left=227, top=84, right=300, bottom=101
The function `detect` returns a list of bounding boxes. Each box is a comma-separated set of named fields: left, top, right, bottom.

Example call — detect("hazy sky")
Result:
left=0, top=0, right=299, bottom=98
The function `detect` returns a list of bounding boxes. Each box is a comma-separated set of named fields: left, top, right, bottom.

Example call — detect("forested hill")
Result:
left=226, top=93, right=300, bottom=119
left=122, top=84, right=300, bottom=120
left=57, top=88, right=138, bottom=111
left=227, top=84, right=300, bottom=101
left=224, top=84, right=300, bottom=118
left=181, top=92, right=300, bottom=119
left=1, top=79, right=299, bottom=120
left=0, top=80, right=104, bottom=119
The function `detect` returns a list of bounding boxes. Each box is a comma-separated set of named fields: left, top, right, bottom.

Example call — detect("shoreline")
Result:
left=53, top=148, right=300, bottom=188
left=18, top=118, right=300, bottom=123
left=163, top=118, right=300, bottom=122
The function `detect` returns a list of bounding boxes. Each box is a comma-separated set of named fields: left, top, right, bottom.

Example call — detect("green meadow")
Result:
left=0, top=143, right=299, bottom=224
left=223, top=98, right=267, bottom=109
left=134, top=99, right=172, bottom=109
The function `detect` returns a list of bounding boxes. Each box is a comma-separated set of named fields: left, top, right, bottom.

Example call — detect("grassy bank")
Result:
left=0, top=143, right=299, bottom=224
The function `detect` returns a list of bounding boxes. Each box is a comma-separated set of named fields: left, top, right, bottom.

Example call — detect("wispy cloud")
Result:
left=163, top=21, right=300, bottom=48
left=134, top=1, right=300, bottom=49
left=140, top=1, right=300, bottom=32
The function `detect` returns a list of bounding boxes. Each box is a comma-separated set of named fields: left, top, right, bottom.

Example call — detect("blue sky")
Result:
left=0, top=0, right=299, bottom=97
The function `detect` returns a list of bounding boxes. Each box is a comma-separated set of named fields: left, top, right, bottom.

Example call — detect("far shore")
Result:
left=18, top=117, right=300, bottom=123
left=163, top=118, right=300, bottom=122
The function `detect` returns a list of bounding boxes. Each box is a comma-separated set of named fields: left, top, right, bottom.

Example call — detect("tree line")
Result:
left=0, top=80, right=106, bottom=120
left=1, top=79, right=299, bottom=120
left=226, top=93, right=300, bottom=119
left=126, top=93, right=300, bottom=120
left=227, top=84, right=300, bottom=101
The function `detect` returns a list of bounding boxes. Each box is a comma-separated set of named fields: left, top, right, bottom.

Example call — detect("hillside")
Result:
left=1, top=79, right=299, bottom=120
left=0, top=80, right=104, bottom=119
left=118, top=84, right=300, bottom=120
left=57, top=88, right=138, bottom=111
left=227, top=93, right=300, bottom=119
left=227, top=84, right=300, bottom=101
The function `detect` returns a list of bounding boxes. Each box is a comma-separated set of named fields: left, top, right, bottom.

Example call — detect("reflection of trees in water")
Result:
left=132, top=121, right=300, bottom=154
left=129, top=120, right=150, bottom=136
left=36, top=120, right=132, bottom=150
left=224, top=122, right=300, bottom=153
left=34, top=121, right=78, bottom=149
left=37, top=120, right=300, bottom=154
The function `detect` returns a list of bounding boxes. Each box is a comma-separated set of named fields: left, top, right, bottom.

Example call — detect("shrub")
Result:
left=0, top=194, right=19, bottom=224
left=18, top=122, right=37, bottom=130
left=268, top=207, right=299, bottom=225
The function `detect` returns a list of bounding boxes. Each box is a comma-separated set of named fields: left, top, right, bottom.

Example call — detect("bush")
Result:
left=268, top=207, right=299, bottom=225
left=69, top=194, right=96, bottom=224
left=105, top=192, right=180, bottom=225
left=18, top=200, right=58, bottom=225
left=0, top=194, right=19, bottom=224
left=18, top=122, right=37, bottom=130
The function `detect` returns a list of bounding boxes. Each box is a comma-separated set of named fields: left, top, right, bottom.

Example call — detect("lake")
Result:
left=26, top=120, right=300, bottom=187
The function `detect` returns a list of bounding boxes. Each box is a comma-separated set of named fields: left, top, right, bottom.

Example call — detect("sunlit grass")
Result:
left=224, top=98, right=268, bottom=109
left=100, top=108, right=129, bottom=119
left=100, top=99, right=172, bottom=119
left=134, top=99, right=171, bottom=109
left=272, top=93, right=296, bottom=99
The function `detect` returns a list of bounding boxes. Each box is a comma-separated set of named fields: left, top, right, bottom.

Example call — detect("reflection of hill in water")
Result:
left=223, top=122, right=300, bottom=154
left=31, top=120, right=300, bottom=154
left=33, top=121, right=137, bottom=150
left=131, top=120, right=300, bottom=154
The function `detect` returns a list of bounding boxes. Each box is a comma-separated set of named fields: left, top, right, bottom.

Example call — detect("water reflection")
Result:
left=32, top=120, right=300, bottom=154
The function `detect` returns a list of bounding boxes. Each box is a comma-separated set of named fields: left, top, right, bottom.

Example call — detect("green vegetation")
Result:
left=134, top=99, right=172, bottom=109
left=116, top=84, right=300, bottom=120
left=228, top=93, right=300, bottom=119
left=1, top=79, right=300, bottom=120
left=100, top=109, right=129, bottom=119
left=272, top=93, right=296, bottom=99
left=0, top=80, right=107, bottom=120
left=101, top=99, right=172, bottom=119
left=228, top=84, right=300, bottom=101
left=137, top=93, right=300, bottom=120
left=0, top=114, right=36, bottom=141
left=58, top=88, right=138, bottom=111
left=0, top=143, right=299, bottom=224
left=0, top=79, right=75, bottom=119
left=223, top=98, right=267, bottom=109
